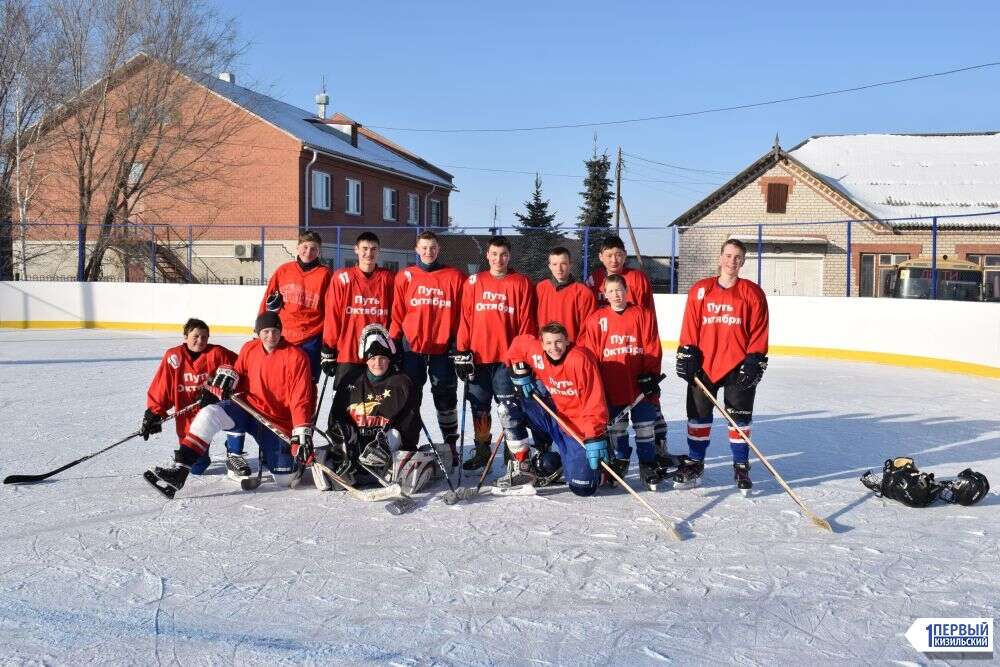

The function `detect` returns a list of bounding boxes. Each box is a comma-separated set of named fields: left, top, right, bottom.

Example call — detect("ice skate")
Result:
left=673, top=458, right=705, bottom=490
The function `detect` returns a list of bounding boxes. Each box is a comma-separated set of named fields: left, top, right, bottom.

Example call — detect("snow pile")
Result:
left=0, top=329, right=997, bottom=663
left=789, top=133, right=1000, bottom=225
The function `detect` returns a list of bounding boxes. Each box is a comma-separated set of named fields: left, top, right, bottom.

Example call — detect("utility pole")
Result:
left=614, top=146, right=622, bottom=234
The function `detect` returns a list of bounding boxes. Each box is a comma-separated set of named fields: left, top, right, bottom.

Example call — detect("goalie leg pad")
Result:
left=392, top=449, right=436, bottom=495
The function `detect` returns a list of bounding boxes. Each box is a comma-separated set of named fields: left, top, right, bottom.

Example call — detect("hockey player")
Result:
left=577, top=274, right=663, bottom=489
left=258, top=231, right=332, bottom=381
left=389, top=231, right=465, bottom=464
left=535, top=246, right=596, bottom=342
left=454, top=235, right=535, bottom=471
left=674, top=239, right=769, bottom=493
left=142, top=318, right=247, bottom=478
left=506, top=323, right=610, bottom=495
left=321, top=232, right=393, bottom=392
left=587, top=234, right=674, bottom=469
left=325, top=324, right=434, bottom=494
left=144, top=311, right=316, bottom=497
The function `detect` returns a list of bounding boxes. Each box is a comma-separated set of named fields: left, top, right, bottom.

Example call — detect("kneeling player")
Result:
left=141, top=318, right=246, bottom=478
left=674, top=239, right=769, bottom=493
left=506, top=323, right=610, bottom=496
left=325, top=324, right=434, bottom=495
left=144, top=312, right=315, bottom=497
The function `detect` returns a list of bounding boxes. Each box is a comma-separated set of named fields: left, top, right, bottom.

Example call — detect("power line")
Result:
left=441, top=163, right=722, bottom=185
left=623, top=151, right=735, bottom=175
left=367, top=61, right=1000, bottom=133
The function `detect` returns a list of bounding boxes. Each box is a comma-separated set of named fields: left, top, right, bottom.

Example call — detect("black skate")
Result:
left=673, top=459, right=705, bottom=490
left=603, top=458, right=629, bottom=487
left=144, top=465, right=190, bottom=499
left=226, top=453, right=251, bottom=482
left=639, top=462, right=663, bottom=491
left=734, top=462, right=752, bottom=496
left=462, top=441, right=492, bottom=471
left=654, top=452, right=683, bottom=472
left=495, top=458, right=537, bottom=491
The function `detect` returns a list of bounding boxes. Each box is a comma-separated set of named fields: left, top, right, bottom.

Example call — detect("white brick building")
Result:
left=671, top=133, right=1000, bottom=298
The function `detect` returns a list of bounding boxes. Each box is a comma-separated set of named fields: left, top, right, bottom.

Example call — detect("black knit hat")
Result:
left=254, top=311, right=282, bottom=334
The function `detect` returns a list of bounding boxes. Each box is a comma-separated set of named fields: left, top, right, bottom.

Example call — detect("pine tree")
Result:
left=513, top=174, right=560, bottom=281
left=577, top=150, right=613, bottom=275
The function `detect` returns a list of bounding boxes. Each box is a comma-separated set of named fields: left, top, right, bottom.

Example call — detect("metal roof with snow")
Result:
left=197, top=74, right=455, bottom=190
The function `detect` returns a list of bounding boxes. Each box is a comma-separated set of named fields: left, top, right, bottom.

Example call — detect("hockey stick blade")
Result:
left=241, top=476, right=265, bottom=491
left=385, top=496, right=419, bottom=515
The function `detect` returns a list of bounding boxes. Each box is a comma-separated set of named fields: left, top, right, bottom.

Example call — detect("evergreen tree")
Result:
left=577, top=150, right=613, bottom=274
left=513, top=174, right=560, bottom=281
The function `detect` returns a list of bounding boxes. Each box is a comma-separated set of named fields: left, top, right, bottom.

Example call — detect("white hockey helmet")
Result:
left=358, top=323, right=396, bottom=360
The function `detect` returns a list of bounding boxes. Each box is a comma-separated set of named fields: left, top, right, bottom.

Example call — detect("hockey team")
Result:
left=143, top=231, right=772, bottom=503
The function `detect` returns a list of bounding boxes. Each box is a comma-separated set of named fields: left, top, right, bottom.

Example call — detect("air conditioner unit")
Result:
left=234, top=243, right=258, bottom=260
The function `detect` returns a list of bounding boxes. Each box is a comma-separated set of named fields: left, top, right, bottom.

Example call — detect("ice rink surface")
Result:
left=0, top=329, right=997, bottom=665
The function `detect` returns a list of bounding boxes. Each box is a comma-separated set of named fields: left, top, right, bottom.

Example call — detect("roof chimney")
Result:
left=218, top=72, right=235, bottom=84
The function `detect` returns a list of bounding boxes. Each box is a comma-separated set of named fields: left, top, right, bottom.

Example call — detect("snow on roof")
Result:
left=788, top=133, right=1000, bottom=226
left=197, top=74, right=454, bottom=189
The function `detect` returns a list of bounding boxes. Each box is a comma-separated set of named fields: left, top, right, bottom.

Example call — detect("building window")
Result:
left=345, top=178, right=362, bottom=215
left=967, top=253, right=1000, bottom=301
left=859, top=252, right=909, bottom=297
left=430, top=199, right=443, bottom=226
left=311, top=171, right=331, bottom=210
left=766, top=183, right=789, bottom=214
left=407, top=194, right=420, bottom=225
left=383, top=188, right=398, bottom=221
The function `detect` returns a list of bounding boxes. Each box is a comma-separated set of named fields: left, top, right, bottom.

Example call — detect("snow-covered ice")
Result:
left=0, top=329, right=997, bottom=664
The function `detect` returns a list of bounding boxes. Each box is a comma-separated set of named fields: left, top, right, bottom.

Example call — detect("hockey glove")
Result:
left=584, top=436, right=611, bottom=472
left=290, top=426, right=314, bottom=466
left=637, top=373, right=665, bottom=399
left=452, top=351, right=475, bottom=382
left=510, top=361, right=538, bottom=399
left=199, top=365, right=240, bottom=406
left=675, top=345, right=703, bottom=384
left=140, top=409, right=164, bottom=441
left=265, top=289, right=284, bottom=312
left=735, top=353, right=768, bottom=391
left=320, top=346, right=338, bottom=378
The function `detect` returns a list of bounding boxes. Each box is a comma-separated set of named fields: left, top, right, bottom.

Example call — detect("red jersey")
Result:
left=147, top=343, right=237, bottom=438
left=577, top=304, right=662, bottom=407
left=535, top=278, right=596, bottom=342
left=234, top=338, right=315, bottom=433
left=322, top=266, right=394, bottom=363
left=507, top=335, right=608, bottom=440
left=679, top=277, right=769, bottom=383
left=456, top=271, right=536, bottom=364
left=389, top=264, right=466, bottom=355
left=258, top=261, right=332, bottom=345
left=588, top=266, right=655, bottom=312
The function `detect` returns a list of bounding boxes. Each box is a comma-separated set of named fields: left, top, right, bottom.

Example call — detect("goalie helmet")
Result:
left=939, top=468, right=990, bottom=506
left=358, top=323, right=396, bottom=361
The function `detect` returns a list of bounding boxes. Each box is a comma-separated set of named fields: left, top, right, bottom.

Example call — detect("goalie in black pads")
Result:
left=325, top=324, right=441, bottom=495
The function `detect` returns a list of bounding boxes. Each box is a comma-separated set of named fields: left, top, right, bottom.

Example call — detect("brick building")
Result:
left=671, top=133, right=1000, bottom=298
left=23, top=55, right=455, bottom=283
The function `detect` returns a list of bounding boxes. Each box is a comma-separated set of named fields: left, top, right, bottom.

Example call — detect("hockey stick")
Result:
left=455, top=381, right=469, bottom=487
left=4, top=402, right=201, bottom=485
left=452, top=428, right=506, bottom=501
left=531, top=394, right=682, bottom=541
left=694, top=377, right=832, bottom=532
left=609, top=374, right=666, bottom=426
left=420, top=423, right=461, bottom=505
left=230, top=395, right=401, bottom=502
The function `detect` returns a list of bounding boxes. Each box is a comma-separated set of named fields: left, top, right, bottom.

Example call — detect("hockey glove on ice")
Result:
left=735, top=353, right=768, bottom=391
left=510, top=361, right=538, bottom=399
left=584, top=436, right=610, bottom=472
left=452, top=351, right=475, bottom=382
left=140, top=409, right=164, bottom=441
left=675, top=345, right=702, bottom=384
left=265, top=289, right=284, bottom=312
left=290, top=426, right=314, bottom=466
left=320, top=346, right=338, bottom=378
left=199, top=365, right=239, bottom=406
left=637, top=373, right=665, bottom=399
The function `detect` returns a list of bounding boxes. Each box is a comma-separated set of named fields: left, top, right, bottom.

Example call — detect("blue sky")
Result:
left=218, top=0, right=1000, bottom=255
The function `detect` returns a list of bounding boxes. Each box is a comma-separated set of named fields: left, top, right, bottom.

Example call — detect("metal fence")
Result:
left=2, top=211, right=998, bottom=301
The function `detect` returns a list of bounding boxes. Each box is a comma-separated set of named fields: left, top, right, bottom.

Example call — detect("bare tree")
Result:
left=39, top=0, right=244, bottom=281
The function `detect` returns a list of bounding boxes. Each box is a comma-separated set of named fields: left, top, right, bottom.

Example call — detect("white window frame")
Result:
left=430, top=199, right=443, bottom=226
left=345, top=178, right=362, bottom=215
left=311, top=170, right=331, bottom=210
left=383, top=187, right=398, bottom=221
left=407, top=193, right=420, bottom=225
